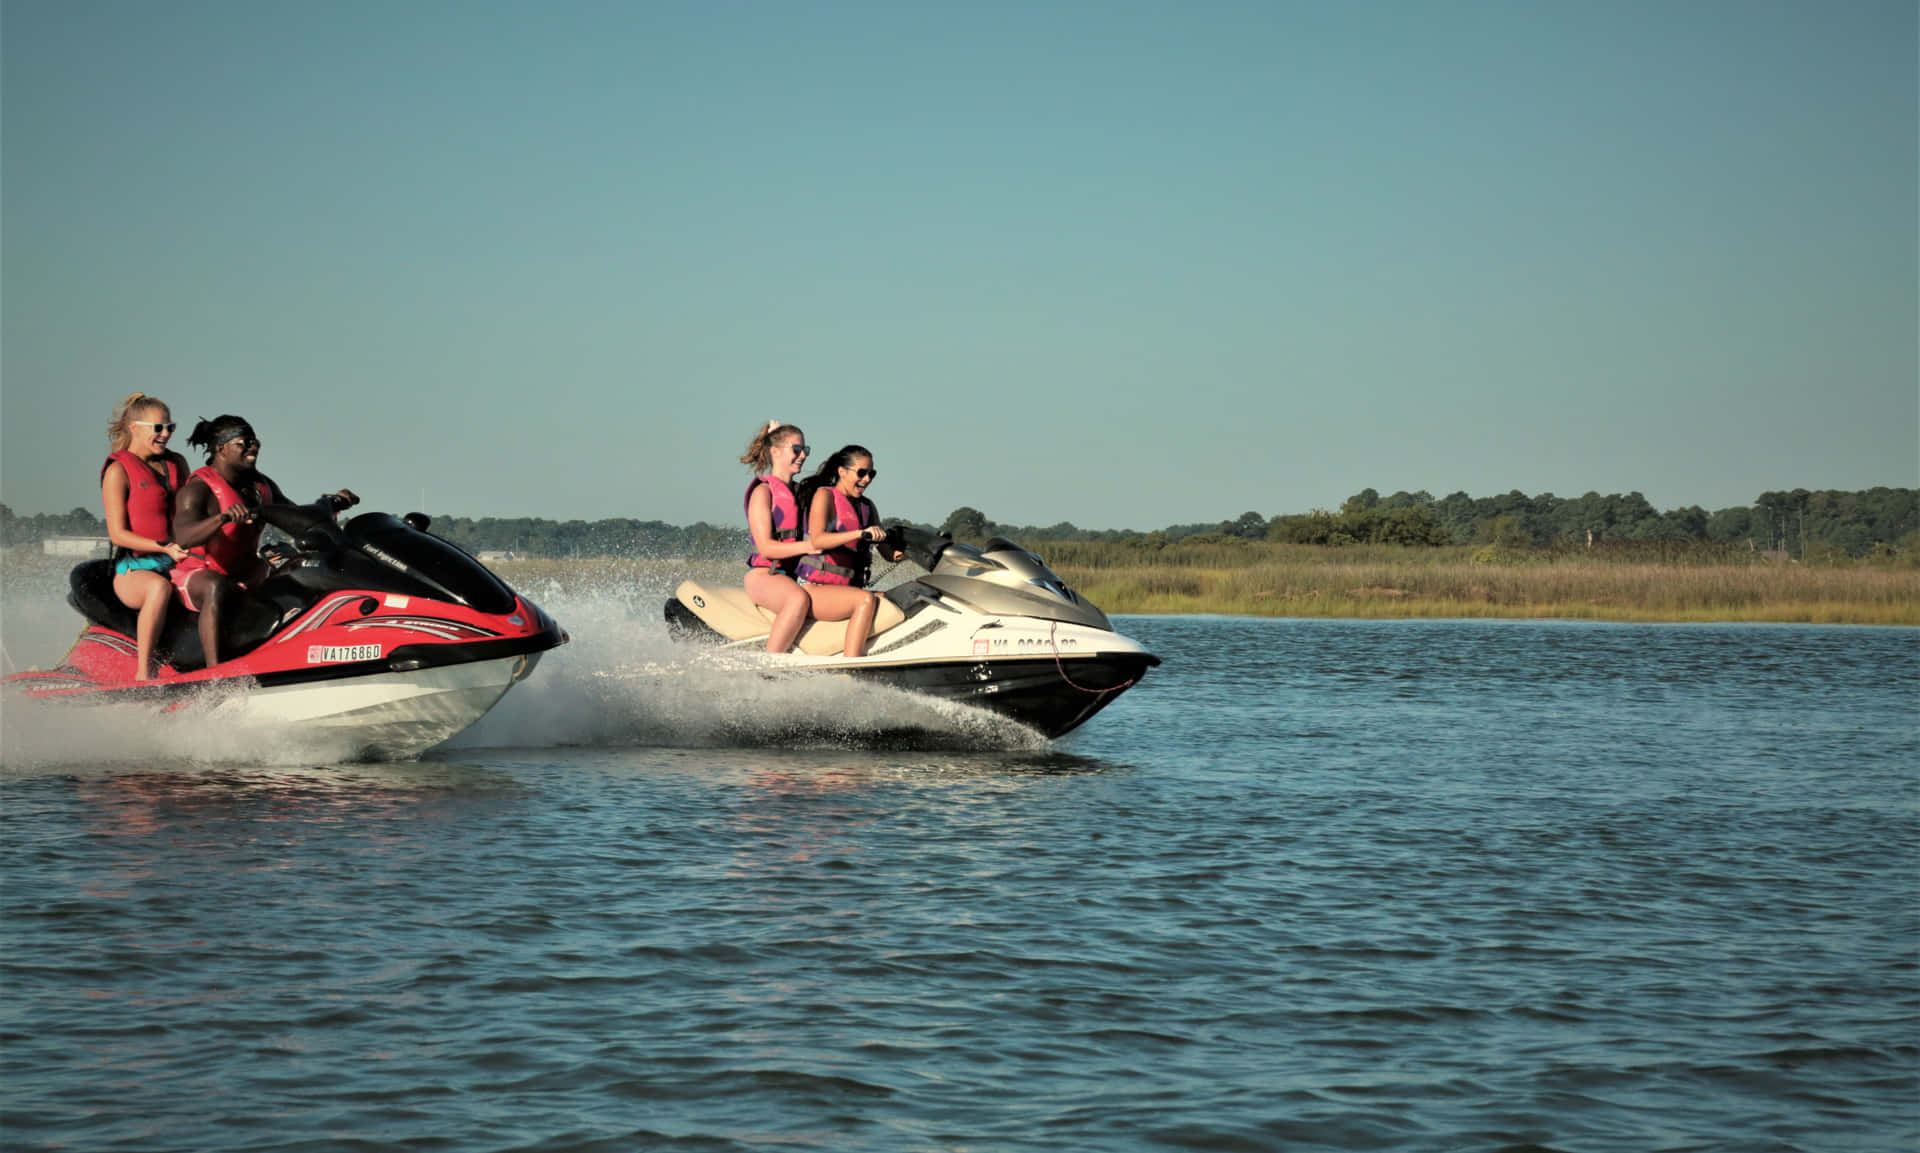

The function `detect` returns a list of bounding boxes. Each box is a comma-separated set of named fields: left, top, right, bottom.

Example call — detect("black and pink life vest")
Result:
left=796, top=488, right=876, bottom=587
left=744, top=475, right=801, bottom=574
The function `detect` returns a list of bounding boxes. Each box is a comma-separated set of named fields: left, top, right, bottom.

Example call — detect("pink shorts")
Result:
left=169, top=558, right=261, bottom=611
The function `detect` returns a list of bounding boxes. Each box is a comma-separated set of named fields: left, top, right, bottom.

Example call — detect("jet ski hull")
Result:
left=193, top=652, right=542, bottom=760
left=829, top=650, right=1157, bottom=738
left=8, top=612, right=561, bottom=761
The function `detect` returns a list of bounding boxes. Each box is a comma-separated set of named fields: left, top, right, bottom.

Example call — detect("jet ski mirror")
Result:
left=892, top=525, right=956, bottom=571
left=404, top=512, right=432, bottom=531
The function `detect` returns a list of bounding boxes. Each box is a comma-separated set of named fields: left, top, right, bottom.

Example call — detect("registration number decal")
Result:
left=308, top=644, right=382, bottom=664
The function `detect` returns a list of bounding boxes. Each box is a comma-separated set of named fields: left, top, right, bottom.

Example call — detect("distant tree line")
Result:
left=936, top=487, right=1919, bottom=561
left=5, top=487, right=1915, bottom=561
left=0, top=505, right=107, bottom=547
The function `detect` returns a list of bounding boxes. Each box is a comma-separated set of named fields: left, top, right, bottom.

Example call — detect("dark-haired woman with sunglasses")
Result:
left=796, top=445, right=902, bottom=658
left=100, top=392, right=193, bottom=679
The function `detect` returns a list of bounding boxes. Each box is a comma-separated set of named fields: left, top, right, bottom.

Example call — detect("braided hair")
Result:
left=187, top=415, right=256, bottom=461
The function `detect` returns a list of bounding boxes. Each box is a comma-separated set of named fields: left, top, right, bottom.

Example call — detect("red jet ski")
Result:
left=5, top=503, right=566, bottom=759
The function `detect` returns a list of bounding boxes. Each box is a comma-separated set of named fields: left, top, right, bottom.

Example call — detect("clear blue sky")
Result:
left=4, top=0, right=1914, bottom=531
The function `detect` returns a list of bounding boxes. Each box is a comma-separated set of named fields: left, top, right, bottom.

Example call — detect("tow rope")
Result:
left=1051, top=620, right=1135, bottom=696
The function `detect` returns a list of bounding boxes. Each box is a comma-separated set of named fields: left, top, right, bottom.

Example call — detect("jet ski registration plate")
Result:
left=307, top=644, right=382, bottom=664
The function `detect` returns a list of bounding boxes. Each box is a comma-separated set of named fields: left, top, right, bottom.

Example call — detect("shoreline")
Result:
left=494, top=552, right=1919, bottom=627
left=6, top=551, right=1914, bottom=628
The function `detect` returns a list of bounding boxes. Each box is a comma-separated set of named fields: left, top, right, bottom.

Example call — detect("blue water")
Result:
left=3, top=616, right=1916, bottom=1152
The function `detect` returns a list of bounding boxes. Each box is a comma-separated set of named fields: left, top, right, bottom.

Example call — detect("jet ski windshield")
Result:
left=908, top=534, right=1112, bottom=631
left=340, top=513, right=517, bottom=613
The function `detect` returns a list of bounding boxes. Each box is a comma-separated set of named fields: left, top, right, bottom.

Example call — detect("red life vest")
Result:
left=745, top=475, right=801, bottom=573
left=101, top=450, right=187, bottom=548
left=796, top=488, right=875, bottom=587
left=189, top=466, right=275, bottom=578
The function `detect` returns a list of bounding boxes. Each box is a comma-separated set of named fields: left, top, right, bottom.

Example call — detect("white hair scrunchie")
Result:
left=766, top=419, right=782, bottom=435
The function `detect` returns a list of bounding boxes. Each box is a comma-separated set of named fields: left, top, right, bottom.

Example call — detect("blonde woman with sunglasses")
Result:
left=100, top=393, right=193, bottom=679
left=740, top=420, right=814, bottom=653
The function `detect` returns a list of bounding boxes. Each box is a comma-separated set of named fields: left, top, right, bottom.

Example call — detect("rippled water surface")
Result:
left=3, top=611, right=1916, bottom=1152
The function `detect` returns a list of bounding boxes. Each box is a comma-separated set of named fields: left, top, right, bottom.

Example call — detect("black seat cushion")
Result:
left=64, top=561, right=304, bottom=673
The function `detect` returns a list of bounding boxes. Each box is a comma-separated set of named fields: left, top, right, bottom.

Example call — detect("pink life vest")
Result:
left=796, top=488, right=875, bottom=587
left=188, top=466, right=275, bottom=579
left=744, top=475, right=801, bottom=574
left=101, top=450, right=187, bottom=548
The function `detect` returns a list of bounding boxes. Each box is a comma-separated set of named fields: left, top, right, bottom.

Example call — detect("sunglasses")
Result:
left=786, top=443, right=810, bottom=456
left=223, top=436, right=262, bottom=450
left=132, top=420, right=177, bottom=434
left=846, top=467, right=878, bottom=481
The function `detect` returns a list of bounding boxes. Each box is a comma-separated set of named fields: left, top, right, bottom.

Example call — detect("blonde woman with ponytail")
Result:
left=101, top=393, right=193, bottom=679
left=740, top=420, right=812, bottom=653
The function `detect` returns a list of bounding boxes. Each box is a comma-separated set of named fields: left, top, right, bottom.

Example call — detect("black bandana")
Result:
left=188, top=415, right=256, bottom=459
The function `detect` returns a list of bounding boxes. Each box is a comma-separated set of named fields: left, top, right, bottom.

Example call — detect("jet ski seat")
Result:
left=65, top=560, right=309, bottom=673
left=672, top=580, right=906, bottom=655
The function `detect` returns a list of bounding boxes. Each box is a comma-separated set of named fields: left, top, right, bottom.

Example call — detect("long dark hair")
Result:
left=796, top=445, right=872, bottom=519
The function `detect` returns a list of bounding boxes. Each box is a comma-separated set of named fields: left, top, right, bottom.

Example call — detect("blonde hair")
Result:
left=741, top=420, right=803, bottom=473
left=107, top=392, right=169, bottom=453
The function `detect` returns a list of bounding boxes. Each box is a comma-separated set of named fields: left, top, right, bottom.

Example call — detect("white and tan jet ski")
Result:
left=664, top=528, right=1158, bottom=738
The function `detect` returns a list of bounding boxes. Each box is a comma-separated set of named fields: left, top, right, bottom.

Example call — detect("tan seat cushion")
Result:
left=674, top=580, right=906, bottom=654
left=674, top=581, right=771, bottom=641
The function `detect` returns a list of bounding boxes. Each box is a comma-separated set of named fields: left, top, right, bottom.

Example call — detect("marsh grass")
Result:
left=492, top=556, right=740, bottom=590
left=1051, top=551, right=1919, bottom=624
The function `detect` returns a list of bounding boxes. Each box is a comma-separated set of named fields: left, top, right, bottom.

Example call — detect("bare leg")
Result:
left=844, top=592, right=877, bottom=658
left=745, top=569, right=810, bottom=654
left=113, top=569, right=173, bottom=680
left=186, top=570, right=235, bottom=667
left=804, top=585, right=880, bottom=658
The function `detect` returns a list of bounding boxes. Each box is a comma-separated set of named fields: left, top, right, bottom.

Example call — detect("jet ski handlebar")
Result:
left=889, top=525, right=957, bottom=572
